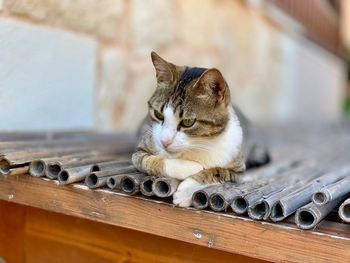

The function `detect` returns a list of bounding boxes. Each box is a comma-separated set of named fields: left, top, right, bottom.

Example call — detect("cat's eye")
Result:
left=154, top=110, right=164, bottom=121
left=180, top=119, right=196, bottom=128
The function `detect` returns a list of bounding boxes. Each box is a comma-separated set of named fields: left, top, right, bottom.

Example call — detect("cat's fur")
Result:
left=132, top=52, right=263, bottom=207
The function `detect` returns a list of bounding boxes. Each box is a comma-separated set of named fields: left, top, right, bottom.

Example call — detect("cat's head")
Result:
left=148, top=52, right=236, bottom=155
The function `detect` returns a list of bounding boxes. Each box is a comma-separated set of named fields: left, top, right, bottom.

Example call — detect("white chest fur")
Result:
left=180, top=107, right=242, bottom=168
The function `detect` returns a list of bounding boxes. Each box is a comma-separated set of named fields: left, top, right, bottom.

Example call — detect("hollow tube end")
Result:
left=296, top=208, right=317, bottom=230
left=29, top=160, right=46, bottom=177
left=0, top=158, right=11, bottom=175
left=121, top=177, right=137, bottom=194
left=192, top=191, right=209, bottom=209
left=57, top=170, right=69, bottom=184
left=231, top=197, right=248, bottom=214
left=270, top=202, right=286, bottom=222
left=152, top=179, right=171, bottom=197
left=46, top=163, right=62, bottom=180
left=85, top=173, right=98, bottom=188
left=209, top=194, right=226, bottom=212
left=140, top=177, right=154, bottom=196
left=339, top=202, right=350, bottom=222
left=312, top=191, right=329, bottom=206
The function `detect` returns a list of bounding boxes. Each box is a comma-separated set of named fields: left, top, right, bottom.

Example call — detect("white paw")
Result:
left=164, top=159, right=203, bottom=180
left=173, top=178, right=205, bottom=207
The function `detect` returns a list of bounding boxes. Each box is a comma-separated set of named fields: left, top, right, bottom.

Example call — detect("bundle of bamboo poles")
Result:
left=0, top=132, right=135, bottom=176
left=0, top=131, right=180, bottom=198
left=1, top=125, right=350, bottom=231
left=191, top=130, right=350, bottom=230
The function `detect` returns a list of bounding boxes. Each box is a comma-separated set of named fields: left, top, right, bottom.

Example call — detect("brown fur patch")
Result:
left=191, top=153, right=245, bottom=184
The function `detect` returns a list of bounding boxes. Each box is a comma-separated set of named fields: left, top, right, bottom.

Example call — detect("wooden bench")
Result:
left=0, top=127, right=349, bottom=262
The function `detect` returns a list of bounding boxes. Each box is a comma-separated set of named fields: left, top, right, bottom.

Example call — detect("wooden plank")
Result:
left=0, top=174, right=349, bottom=263
left=0, top=201, right=25, bottom=263
left=23, top=206, right=265, bottom=263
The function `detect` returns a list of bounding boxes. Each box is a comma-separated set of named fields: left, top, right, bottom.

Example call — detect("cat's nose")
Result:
left=161, top=138, right=172, bottom=148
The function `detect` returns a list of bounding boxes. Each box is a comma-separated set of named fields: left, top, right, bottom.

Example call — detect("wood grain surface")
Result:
left=0, top=174, right=349, bottom=263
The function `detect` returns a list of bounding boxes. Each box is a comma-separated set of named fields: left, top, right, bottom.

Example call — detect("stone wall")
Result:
left=0, top=0, right=346, bottom=131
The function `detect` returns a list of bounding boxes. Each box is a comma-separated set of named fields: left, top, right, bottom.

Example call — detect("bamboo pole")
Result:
left=208, top=192, right=230, bottom=212
left=57, top=161, right=135, bottom=185
left=152, top=177, right=179, bottom=198
left=106, top=171, right=143, bottom=192
left=242, top=137, right=344, bottom=182
left=295, top=198, right=344, bottom=229
left=29, top=159, right=47, bottom=177
left=45, top=154, right=123, bottom=179
left=243, top=156, right=301, bottom=181
left=231, top=168, right=305, bottom=214
left=85, top=165, right=137, bottom=189
left=0, top=136, right=134, bottom=155
left=0, top=158, right=29, bottom=175
left=270, top=164, right=350, bottom=222
left=1, top=148, right=113, bottom=176
left=192, top=185, right=221, bottom=209
left=58, top=165, right=92, bottom=185
left=338, top=198, right=350, bottom=223
left=140, top=176, right=156, bottom=196
left=119, top=173, right=146, bottom=195
left=0, top=133, right=134, bottom=176
left=249, top=180, right=312, bottom=220
left=85, top=170, right=116, bottom=189
left=208, top=183, right=237, bottom=211
left=210, top=177, right=277, bottom=213
left=192, top=183, right=236, bottom=210
left=29, top=152, right=118, bottom=178
left=248, top=166, right=324, bottom=220
left=90, top=160, right=131, bottom=172
left=106, top=174, right=125, bottom=189
left=312, top=167, right=350, bottom=206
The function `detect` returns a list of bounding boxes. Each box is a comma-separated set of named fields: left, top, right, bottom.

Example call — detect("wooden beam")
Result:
left=0, top=174, right=349, bottom=263
left=23, top=206, right=265, bottom=263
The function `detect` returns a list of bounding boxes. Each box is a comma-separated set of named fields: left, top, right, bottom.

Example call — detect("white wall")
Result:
left=0, top=18, right=96, bottom=131
left=274, top=35, right=346, bottom=123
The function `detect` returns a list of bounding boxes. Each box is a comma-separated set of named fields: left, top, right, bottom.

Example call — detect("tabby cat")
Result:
left=132, top=52, right=267, bottom=207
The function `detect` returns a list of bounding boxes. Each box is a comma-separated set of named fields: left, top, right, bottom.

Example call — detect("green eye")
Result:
left=154, top=110, right=164, bottom=121
left=180, top=119, right=196, bottom=127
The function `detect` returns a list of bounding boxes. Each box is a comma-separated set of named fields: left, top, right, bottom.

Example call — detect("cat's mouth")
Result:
left=164, top=147, right=178, bottom=153
left=163, top=145, right=183, bottom=154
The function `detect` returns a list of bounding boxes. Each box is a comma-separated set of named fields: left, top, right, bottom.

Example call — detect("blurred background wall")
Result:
left=0, top=0, right=348, bottom=131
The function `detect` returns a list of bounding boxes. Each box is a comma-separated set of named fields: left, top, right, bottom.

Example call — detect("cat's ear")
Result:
left=195, top=68, right=229, bottom=105
left=151, top=51, right=175, bottom=84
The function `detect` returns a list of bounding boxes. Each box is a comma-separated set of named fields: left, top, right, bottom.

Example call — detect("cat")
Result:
left=132, top=52, right=269, bottom=207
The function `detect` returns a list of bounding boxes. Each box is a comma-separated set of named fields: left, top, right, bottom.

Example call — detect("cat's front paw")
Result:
left=164, top=159, right=203, bottom=180
left=173, top=178, right=204, bottom=207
